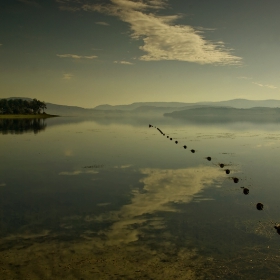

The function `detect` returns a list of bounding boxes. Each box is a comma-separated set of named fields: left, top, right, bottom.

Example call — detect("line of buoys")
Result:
left=148, top=123, right=279, bottom=236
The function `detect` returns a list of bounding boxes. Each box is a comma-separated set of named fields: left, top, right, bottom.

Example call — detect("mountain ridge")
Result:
left=2, top=98, right=280, bottom=116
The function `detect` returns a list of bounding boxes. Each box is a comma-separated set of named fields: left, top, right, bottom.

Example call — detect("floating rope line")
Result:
left=148, top=124, right=280, bottom=236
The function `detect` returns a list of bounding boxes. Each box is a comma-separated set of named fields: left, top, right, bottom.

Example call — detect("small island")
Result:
left=0, top=98, right=58, bottom=118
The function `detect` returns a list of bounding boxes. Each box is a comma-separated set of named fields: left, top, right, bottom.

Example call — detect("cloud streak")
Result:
left=57, top=54, right=97, bottom=59
left=59, top=169, right=99, bottom=175
left=63, top=73, right=73, bottom=80
left=80, top=0, right=241, bottom=65
left=253, top=82, right=277, bottom=89
left=114, top=60, right=133, bottom=65
left=238, top=76, right=252, bottom=80
left=96, top=21, right=110, bottom=26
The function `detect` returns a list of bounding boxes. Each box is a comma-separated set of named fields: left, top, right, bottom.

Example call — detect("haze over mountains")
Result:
left=3, top=98, right=280, bottom=120
left=94, top=99, right=280, bottom=111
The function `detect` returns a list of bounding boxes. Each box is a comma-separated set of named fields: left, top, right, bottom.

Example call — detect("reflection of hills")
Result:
left=164, top=107, right=280, bottom=123
left=0, top=118, right=47, bottom=134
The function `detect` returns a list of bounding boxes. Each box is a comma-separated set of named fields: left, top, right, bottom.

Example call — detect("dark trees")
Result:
left=0, top=98, right=47, bottom=115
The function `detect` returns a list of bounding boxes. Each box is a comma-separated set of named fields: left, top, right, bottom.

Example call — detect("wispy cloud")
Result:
left=265, top=84, right=277, bottom=89
left=114, top=164, right=132, bottom=168
left=80, top=0, right=241, bottom=65
left=253, top=82, right=263, bottom=87
left=63, top=73, right=73, bottom=80
left=0, top=183, right=6, bottom=187
left=253, top=82, right=277, bottom=89
left=64, top=149, right=73, bottom=156
left=57, top=53, right=97, bottom=59
left=0, top=44, right=2, bottom=47
left=114, top=60, right=133, bottom=65
left=59, top=170, right=99, bottom=175
left=237, top=76, right=252, bottom=80
left=96, top=21, right=110, bottom=26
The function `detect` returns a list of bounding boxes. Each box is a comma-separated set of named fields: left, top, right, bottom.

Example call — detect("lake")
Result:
left=0, top=116, right=280, bottom=279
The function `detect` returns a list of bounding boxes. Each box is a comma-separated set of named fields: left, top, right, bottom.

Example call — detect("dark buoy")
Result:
left=219, top=163, right=225, bottom=168
left=225, top=169, right=230, bottom=174
left=175, top=141, right=178, bottom=144
left=256, top=203, right=264, bottom=211
left=167, top=136, right=169, bottom=138
left=243, top=188, right=249, bottom=195
left=274, top=225, right=280, bottom=235
left=233, top=177, right=239, bottom=183
left=149, top=124, right=152, bottom=127
left=163, top=134, right=165, bottom=136
left=183, top=145, right=187, bottom=149
left=170, top=138, right=172, bottom=140
left=191, top=149, right=195, bottom=153
left=206, top=157, right=211, bottom=161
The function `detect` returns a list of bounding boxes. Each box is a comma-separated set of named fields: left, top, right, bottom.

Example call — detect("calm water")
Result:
left=0, top=116, right=280, bottom=279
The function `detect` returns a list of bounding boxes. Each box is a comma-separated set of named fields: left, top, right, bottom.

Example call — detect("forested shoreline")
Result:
left=0, top=99, right=47, bottom=115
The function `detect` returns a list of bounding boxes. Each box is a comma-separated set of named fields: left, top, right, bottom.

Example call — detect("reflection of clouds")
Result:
left=3, top=230, right=50, bottom=241
left=0, top=183, right=6, bottom=187
left=97, top=203, right=111, bottom=207
left=254, top=142, right=276, bottom=148
left=64, top=149, right=74, bottom=156
left=193, top=196, right=215, bottom=203
left=59, top=170, right=99, bottom=176
left=113, top=164, right=132, bottom=169
left=98, top=166, right=222, bottom=245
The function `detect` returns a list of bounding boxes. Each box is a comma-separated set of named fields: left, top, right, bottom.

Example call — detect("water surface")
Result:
left=0, top=116, right=280, bottom=279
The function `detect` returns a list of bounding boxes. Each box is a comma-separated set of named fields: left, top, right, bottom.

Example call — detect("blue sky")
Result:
left=1, top=0, right=280, bottom=107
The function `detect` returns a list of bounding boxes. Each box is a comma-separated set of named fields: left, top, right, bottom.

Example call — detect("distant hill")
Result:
left=94, top=102, right=195, bottom=111
left=195, top=99, right=280, bottom=109
left=94, top=99, right=280, bottom=111
left=2, top=98, right=280, bottom=116
left=164, top=107, right=280, bottom=123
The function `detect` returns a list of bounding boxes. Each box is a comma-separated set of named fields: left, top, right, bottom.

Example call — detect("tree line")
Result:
left=0, top=99, right=47, bottom=115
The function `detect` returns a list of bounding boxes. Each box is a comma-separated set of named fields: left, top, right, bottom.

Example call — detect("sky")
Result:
left=1, top=0, right=280, bottom=107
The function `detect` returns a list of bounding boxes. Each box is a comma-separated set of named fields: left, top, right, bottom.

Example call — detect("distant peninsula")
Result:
left=0, top=98, right=58, bottom=118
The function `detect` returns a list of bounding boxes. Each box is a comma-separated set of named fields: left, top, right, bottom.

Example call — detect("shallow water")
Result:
left=0, top=116, right=280, bottom=279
